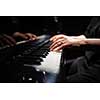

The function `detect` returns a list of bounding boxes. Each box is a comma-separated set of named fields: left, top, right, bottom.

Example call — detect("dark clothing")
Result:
left=84, top=17, right=100, bottom=38
left=59, top=16, right=91, bottom=35
left=65, top=17, right=100, bottom=82
left=66, top=56, right=100, bottom=82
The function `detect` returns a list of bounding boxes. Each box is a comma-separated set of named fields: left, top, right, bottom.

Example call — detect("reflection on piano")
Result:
left=0, top=34, right=62, bottom=83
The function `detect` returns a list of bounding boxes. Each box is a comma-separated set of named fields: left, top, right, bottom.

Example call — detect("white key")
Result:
left=25, top=51, right=62, bottom=74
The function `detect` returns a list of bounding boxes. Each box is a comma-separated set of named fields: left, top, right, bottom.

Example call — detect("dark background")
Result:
left=0, top=16, right=92, bottom=36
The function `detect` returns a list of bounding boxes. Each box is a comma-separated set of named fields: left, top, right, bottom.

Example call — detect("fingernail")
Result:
left=50, top=49, right=52, bottom=51
left=54, top=48, right=58, bottom=52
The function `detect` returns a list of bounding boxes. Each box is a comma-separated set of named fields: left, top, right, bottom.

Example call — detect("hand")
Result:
left=50, top=34, right=86, bottom=52
left=25, top=33, right=37, bottom=40
left=13, top=32, right=37, bottom=41
left=50, top=34, right=72, bottom=52
left=0, top=34, right=16, bottom=46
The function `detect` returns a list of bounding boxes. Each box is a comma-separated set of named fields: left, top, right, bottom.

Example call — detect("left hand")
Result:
left=25, top=33, right=37, bottom=40
left=13, top=32, right=37, bottom=41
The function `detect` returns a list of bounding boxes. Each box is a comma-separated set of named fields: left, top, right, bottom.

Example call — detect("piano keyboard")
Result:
left=24, top=51, right=62, bottom=74
left=0, top=34, right=62, bottom=82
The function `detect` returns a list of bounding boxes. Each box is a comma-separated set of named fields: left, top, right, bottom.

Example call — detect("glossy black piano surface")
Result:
left=0, top=34, right=53, bottom=82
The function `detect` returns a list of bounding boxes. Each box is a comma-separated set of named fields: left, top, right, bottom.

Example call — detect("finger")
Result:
left=4, top=34, right=16, bottom=45
left=25, top=33, right=37, bottom=40
left=31, top=34, right=37, bottom=40
left=32, top=34, right=37, bottom=39
left=25, top=33, right=32, bottom=39
left=50, top=39, right=72, bottom=51
left=50, top=34, right=66, bottom=42
left=50, top=38, right=67, bottom=47
left=2, top=37, right=14, bottom=46
left=0, top=35, right=14, bottom=46
left=19, top=34, right=28, bottom=39
left=50, top=35, right=58, bottom=41
left=50, top=43, right=61, bottom=51
left=53, top=43, right=69, bottom=52
left=50, top=41, right=64, bottom=51
left=50, top=39, right=64, bottom=49
left=50, top=36, right=63, bottom=42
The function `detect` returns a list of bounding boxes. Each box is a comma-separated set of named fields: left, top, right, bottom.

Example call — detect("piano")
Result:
left=0, top=34, right=62, bottom=83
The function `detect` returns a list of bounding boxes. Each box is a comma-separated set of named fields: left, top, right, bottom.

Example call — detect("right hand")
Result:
left=50, top=34, right=86, bottom=52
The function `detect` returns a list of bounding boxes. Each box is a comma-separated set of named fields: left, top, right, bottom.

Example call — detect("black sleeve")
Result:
left=84, top=17, right=100, bottom=38
left=83, top=17, right=100, bottom=55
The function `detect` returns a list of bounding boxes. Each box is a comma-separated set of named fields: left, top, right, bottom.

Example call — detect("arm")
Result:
left=50, top=34, right=100, bottom=52
left=84, top=38, right=100, bottom=45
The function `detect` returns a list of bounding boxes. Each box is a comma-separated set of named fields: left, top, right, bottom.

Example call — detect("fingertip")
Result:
left=32, top=38, right=36, bottom=41
left=50, top=36, right=56, bottom=41
left=50, top=38, right=53, bottom=41
left=53, top=49, right=58, bottom=52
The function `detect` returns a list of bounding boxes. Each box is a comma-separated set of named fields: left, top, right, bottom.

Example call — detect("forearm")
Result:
left=84, top=38, right=100, bottom=45
left=69, top=35, right=100, bottom=46
left=50, top=34, right=100, bottom=51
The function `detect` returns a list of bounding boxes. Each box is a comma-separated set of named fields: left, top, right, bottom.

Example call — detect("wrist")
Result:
left=71, top=35, right=87, bottom=46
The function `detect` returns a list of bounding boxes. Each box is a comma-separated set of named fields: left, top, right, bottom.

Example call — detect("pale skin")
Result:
left=50, top=34, right=100, bottom=52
